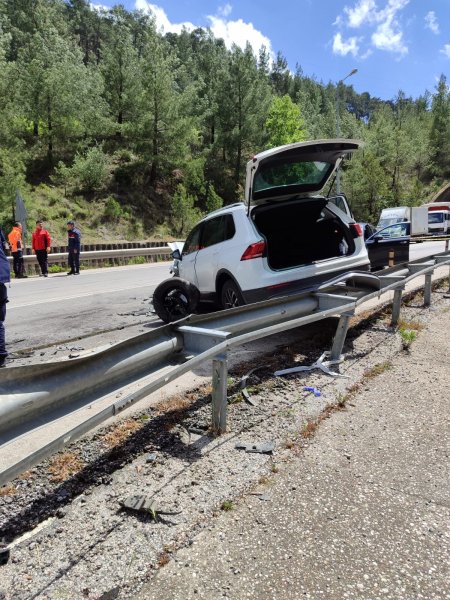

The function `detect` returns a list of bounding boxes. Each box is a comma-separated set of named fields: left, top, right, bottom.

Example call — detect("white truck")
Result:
left=422, top=202, right=450, bottom=235
left=377, top=206, right=428, bottom=236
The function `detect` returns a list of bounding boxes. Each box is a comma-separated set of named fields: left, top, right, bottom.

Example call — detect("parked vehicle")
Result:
left=152, top=139, right=370, bottom=322
left=365, top=221, right=410, bottom=270
left=377, top=206, right=428, bottom=235
left=422, top=202, right=450, bottom=234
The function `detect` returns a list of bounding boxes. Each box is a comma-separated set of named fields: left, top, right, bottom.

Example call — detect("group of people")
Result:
left=0, top=219, right=81, bottom=367
left=1, top=219, right=81, bottom=278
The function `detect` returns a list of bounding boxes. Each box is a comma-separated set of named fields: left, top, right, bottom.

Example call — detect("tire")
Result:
left=152, top=277, right=200, bottom=323
left=220, top=279, right=245, bottom=310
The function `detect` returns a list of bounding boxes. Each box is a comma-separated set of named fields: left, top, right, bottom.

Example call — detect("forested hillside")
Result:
left=0, top=0, right=449, bottom=242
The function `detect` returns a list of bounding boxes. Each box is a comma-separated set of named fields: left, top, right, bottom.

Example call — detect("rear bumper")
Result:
left=242, top=264, right=370, bottom=304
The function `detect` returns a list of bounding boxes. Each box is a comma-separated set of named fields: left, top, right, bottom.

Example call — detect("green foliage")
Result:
left=54, top=146, right=110, bottom=193
left=205, top=184, right=223, bottom=213
left=265, top=95, right=307, bottom=147
left=171, top=183, right=202, bottom=235
left=398, top=328, right=417, bottom=350
left=104, top=197, right=122, bottom=221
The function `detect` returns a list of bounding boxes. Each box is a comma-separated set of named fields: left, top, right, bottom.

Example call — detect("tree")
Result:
left=265, top=95, right=307, bottom=148
left=429, top=75, right=450, bottom=178
left=15, top=19, right=108, bottom=162
left=217, top=43, right=272, bottom=193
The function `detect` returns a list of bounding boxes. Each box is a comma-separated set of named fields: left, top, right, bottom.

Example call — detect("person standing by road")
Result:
left=67, top=220, right=81, bottom=275
left=32, top=220, right=51, bottom=277
left=0, top=225, right=8, bottom=253
left=8, top=222, right=27, bottom=279
left=0, top=234, right=10, bottom=367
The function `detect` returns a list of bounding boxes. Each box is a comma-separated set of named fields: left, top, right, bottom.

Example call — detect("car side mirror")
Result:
left=172, top=249, right=182, bottom=260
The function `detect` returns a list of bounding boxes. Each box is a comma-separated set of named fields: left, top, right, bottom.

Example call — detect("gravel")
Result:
left=0, top=283, right=448, bottom=599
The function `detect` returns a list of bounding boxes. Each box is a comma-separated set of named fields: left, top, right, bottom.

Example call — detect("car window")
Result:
left=201, top=215, right=235, bottom=249
left=182, top=225, right=202, bottom=255
left=378, top=223, right=409, bottom=238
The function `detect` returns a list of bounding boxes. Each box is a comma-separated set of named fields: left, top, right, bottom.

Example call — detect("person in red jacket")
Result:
left=31, top=220, right=51, bottom=277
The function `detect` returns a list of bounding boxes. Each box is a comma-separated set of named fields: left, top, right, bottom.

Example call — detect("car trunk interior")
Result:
left=251, top=198, right=355, bottom=270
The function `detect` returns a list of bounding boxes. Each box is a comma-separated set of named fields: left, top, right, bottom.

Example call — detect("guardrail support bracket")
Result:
left=391, top=287, right=404, bottom=327
left=424, top=273, right=433, bottom=307
left=330, top=312, right=353, bottom=363
left=212, top=355, right=228, bottom=435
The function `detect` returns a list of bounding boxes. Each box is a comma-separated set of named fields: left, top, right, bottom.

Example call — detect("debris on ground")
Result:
left=303, top=386, right=322, bottom=397
left=235, top=442, right=275, bottom=454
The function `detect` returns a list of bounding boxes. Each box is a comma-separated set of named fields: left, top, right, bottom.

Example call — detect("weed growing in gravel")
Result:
left=156, top=551, right=170, bottom=567
left=102, top=419, right=143, bottom=448
left=396, top=318, right=424, bottom=332
left=0, top=484, right=16, bottom=496
left=364, top=362, right=392, bottom=379
left=48, top=452, right=84, bottom=482
left=221, top=500, right=233, bottom=511
left=398, top=328, right=417, bottom=350
left=270, top=463, right=279, bottom=473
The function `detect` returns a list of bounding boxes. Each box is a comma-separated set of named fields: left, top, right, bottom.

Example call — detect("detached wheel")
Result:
left=220, top=279, right=245, bottom=309
left=152, top=278, right=200, bottom=323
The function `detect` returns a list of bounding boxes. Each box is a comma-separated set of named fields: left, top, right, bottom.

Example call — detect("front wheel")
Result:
left=152, top=278, right=200, bottom=323
left=220, top=279, right=245, bottom=310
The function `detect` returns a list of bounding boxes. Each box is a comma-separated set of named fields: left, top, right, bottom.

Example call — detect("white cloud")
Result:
left=344, top=0, right=377, bottom=28
left=335, top=0, right=409, bottom=56
left=332, top=32, right=360, bottom=57
left=133, top=2, right=272, bottom=58
left=218, top=4, right=233, bottom=18
left=425, top=11, right=439, bottom=35
left=371, top=15, right=408, bottom=55
left=441, top=44, right=450, bottom=59
left=90, top=2, right=109, bottom=12
left=135, top=1, right=196, bottom=34
left=207, top=15, right=272, bottom=55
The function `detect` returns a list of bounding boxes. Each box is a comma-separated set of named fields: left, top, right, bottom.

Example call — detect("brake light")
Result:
left=240, top=240, right=266, bottom=260
left=350, top=223, right=363, bottom=237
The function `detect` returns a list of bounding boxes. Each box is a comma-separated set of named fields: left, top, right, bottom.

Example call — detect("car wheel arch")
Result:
left=215, top=270, right=244, bottom=298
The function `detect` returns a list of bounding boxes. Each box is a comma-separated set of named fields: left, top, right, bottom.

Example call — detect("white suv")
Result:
left=153, top=139, right=370, bottom=321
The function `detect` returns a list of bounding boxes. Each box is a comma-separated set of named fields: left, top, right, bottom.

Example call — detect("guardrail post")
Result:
left=424, top=273, right=432, bottom=307
left=212, top=354, right=228, bottom=435
left=330, top=312, right=353, bottom=362
left=391, top=287, right=403, bottom=326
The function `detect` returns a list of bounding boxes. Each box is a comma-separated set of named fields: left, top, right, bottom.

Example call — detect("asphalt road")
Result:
left=4, top=239, right=447, bottom=353
left=5, top=262, right=170, bottom=351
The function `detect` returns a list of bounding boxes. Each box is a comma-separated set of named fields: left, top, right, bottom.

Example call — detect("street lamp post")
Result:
left=336, top=68, right=358, bottom=194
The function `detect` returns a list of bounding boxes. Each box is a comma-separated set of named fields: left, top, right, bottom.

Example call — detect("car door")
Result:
left=366, top=222, right=410, bottom=269
left=179, top=224, right=202, bottom=286
left=194, top=214, right=236, bottom=293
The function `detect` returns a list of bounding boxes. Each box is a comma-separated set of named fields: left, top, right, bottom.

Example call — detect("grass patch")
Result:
left=102, top=419, right=143, bottom=448
left=396, top=318, right=425, bottom=332
left=221, top=500, right=233, bottom=511
left=48, top=452, right=84, bottom=482
left=0, top=484, right=16, bottom=497
left=363, top=362, right=392, bottom=379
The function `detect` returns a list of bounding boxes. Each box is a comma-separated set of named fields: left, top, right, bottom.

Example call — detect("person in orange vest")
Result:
left=8, top=222, right=27, bottom=279
left=32, top=220, right=52, bottom=277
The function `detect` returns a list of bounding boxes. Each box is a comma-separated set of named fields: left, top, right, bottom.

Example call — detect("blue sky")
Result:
left=95, top=0, right=450, bottom=100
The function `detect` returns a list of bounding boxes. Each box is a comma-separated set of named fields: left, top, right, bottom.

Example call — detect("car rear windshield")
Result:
left=253, top=160, right=332, bottom=196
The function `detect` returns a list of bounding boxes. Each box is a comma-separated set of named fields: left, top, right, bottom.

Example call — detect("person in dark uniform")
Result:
left=0, top=235, right=10, bottom=367
left=32, top=220, right=52, bottom=277
left=67, top=220, right=81, bottom=275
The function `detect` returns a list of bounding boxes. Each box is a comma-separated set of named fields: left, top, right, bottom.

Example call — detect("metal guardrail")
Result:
left=1, top=251, right=450, bottom=485
left=7, top=246, right=172, bottom=266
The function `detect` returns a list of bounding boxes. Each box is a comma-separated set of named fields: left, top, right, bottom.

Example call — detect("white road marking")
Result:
left=8, top=283, right=155, bottom=309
